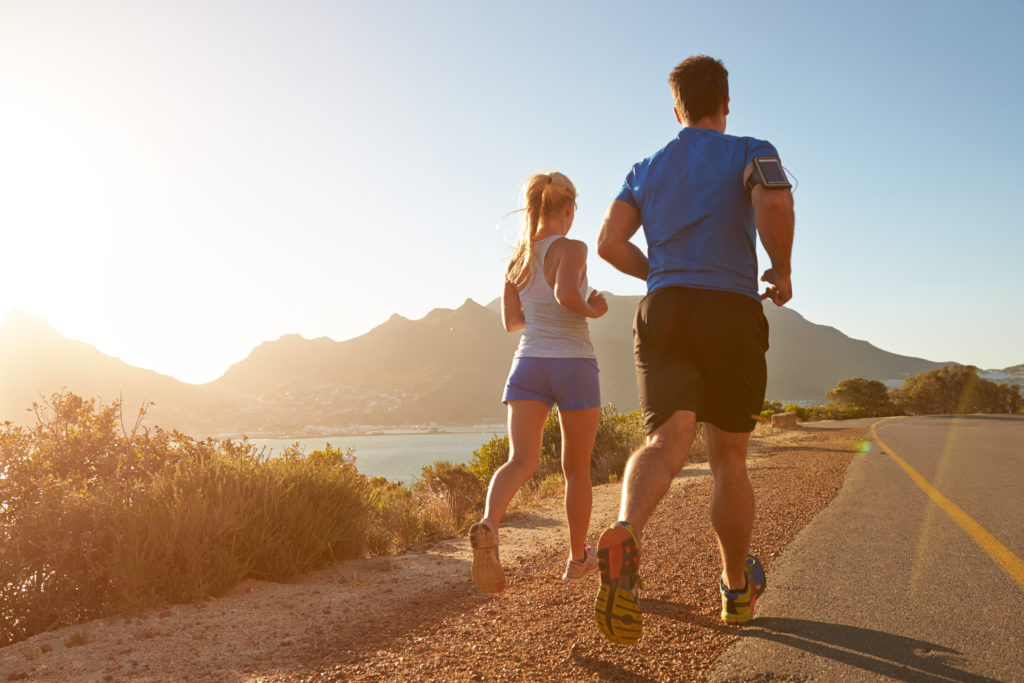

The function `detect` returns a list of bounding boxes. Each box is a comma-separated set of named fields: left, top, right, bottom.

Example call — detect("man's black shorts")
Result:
left=634, top=286, right=769, bottom=434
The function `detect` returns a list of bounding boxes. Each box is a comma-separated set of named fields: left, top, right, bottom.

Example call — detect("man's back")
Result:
left=617, top=127, right=777, bottom=300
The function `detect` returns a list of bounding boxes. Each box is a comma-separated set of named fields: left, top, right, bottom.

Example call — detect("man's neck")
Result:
left=686, top=115, right=726, bottom=133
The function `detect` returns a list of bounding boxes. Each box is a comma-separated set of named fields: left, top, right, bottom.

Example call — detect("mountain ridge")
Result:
left=0, top=300, right=998, bottom=436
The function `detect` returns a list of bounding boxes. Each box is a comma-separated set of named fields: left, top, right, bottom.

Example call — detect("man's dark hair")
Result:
left=668, top=56, right=729, bottom=123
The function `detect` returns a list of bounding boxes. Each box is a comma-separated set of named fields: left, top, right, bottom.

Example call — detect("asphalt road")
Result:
left=712, top=415, right=1024, bottom=682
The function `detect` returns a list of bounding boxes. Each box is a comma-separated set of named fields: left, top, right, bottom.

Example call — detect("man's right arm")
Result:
left=596, top=200, right=648, bottom=281
left=746, top=163, right=795, bottom=306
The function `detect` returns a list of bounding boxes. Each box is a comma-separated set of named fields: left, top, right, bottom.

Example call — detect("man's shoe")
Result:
left=593, top=522, right=642, bottom=644
left=562, top=544, right=598, bottom=583
left=469, top=519, right=505, bottom=594
left=720, top=554, right=766, bottom=625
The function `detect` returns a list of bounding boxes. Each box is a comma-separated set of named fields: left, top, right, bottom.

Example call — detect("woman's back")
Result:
left=516, top=235, right=595, bottom=359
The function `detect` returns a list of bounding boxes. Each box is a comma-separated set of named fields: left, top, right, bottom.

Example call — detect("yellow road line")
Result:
left=871, top=421, right=1024, bottom=591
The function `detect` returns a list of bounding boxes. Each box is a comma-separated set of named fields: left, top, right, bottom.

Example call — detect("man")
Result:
left=593, top=55, right=795, bottom=645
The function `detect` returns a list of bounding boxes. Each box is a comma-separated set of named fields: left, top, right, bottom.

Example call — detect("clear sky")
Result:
left=1, top=0, right=1022, bottom=384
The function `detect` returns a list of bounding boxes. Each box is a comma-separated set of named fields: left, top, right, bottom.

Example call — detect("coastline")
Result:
left=212, top=424, right=508, bottom=441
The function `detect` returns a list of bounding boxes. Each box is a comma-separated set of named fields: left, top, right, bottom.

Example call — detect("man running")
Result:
left=593, top=55, right=795, bottom=644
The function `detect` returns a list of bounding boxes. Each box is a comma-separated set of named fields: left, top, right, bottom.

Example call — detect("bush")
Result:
left=365, top=477, right=420, bottom=554
left=413, top=461, right=485, bottom=539
left=782, top=404, right=812, bottom=422
left=468, top=406, right=647, bottom=490
left=469, top=433, right=510, bottom=482
left=0, top=393, right=373, bottom=646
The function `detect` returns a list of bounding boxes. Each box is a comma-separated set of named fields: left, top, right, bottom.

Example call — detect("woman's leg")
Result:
left=483, top=400, right=550, bottom=528
left=558, top=407, right=600, bottom=561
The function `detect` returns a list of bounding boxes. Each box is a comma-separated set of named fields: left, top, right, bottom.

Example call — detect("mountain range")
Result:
left=1, top=297, right=1003, bottom=437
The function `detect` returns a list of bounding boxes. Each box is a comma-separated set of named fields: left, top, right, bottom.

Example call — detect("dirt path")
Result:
left=0, top=426, right=865, bottom=682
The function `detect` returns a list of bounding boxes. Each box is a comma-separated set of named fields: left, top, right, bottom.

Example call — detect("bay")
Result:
left=248, top=428, right=507, bottom=484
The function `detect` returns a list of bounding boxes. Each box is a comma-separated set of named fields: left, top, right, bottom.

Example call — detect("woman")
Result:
left=470, top=171, right=608, bottom=594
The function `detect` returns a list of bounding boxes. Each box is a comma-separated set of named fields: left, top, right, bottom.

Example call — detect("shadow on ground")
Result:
left=737, top=617, right=998, bottom=683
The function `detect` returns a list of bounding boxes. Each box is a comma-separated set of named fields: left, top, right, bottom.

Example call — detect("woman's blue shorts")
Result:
left=501, top=356, right=601, bottom=411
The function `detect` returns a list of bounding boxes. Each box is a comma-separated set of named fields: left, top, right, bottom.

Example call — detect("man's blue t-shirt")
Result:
left=616, top=127, right=779, bottom=301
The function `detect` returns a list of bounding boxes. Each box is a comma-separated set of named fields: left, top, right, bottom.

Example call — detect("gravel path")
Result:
left=0, top=426, right=864, bottom=682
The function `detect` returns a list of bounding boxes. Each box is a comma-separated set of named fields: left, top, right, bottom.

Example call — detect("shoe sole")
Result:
left=593, top=525, right=642, bottom=644
left=469, top=522, right=505, bottom=594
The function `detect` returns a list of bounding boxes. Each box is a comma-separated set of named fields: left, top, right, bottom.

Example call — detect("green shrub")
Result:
left=782, top=404, right=812, bottom=422
left=469, top=433, right=510, bottom=482
left=468, top=406, right=646, bottom=489
left=590, top=407, right=645, bottom=479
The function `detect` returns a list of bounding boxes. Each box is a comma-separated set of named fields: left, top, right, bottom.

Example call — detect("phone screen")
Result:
left=758, top=159, right=788, bottom=185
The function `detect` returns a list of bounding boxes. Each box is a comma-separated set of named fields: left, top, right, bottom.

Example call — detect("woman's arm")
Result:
left=549, top=240, right=607, bottom=318
left=501, top=277, right=526, bottom=332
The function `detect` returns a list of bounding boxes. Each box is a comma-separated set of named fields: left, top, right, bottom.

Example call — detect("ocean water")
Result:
left=248, top=429, right=507, bottom=484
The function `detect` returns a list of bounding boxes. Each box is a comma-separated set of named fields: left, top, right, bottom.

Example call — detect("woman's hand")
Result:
left=586, top=289, right=608, bottom=318
left=501, top=278, right=525, bottom=332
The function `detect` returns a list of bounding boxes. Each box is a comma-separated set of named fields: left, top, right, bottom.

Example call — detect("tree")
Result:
left=826, top=378, right=893, bottom=416
left=891, top=365, right=1021, bottom=415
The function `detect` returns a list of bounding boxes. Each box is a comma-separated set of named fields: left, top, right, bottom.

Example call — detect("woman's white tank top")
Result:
left=514, top=235, right=596, bottom=359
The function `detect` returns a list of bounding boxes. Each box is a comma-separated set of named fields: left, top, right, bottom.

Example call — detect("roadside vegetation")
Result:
left=0, top=394, right=648, bottom=647
left=761, top=364, right=1022, bottom=421
left=2, top=363, right=1018, bottom=646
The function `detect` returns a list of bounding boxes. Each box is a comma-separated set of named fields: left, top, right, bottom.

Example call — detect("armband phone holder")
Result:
left=745, top=156, right=792, bottom=195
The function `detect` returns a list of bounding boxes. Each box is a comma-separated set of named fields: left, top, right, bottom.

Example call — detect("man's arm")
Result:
left=596, top=200, right=648, bottom=281
left=746, top=163, right=795, bottom=306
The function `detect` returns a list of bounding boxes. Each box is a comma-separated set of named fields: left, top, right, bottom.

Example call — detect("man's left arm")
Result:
left=596, top=200, right=648, bottom=281
left=745, top=163, right=795, bottom=305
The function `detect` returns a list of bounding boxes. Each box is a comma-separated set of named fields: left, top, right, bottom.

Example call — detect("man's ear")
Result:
left=673, top=106, right=683, bottom=124
left=723, top=97, right=730, bottom=117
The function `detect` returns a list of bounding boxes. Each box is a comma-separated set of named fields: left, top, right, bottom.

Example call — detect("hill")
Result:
left=0, top=309, right=248, bottom=434
left=208, top=294, right=950, bottom=429
left=1, top=298, right=963, bottom=435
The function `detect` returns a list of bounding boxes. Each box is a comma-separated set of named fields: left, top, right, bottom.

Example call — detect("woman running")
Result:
left=470, top=171, right=608, bottom=593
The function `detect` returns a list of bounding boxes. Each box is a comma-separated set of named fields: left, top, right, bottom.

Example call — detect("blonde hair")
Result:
left=506, top=171, right=577, bottom=287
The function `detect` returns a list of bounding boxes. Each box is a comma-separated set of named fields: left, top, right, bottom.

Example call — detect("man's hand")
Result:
left=760, top=268, right=792, bottom=306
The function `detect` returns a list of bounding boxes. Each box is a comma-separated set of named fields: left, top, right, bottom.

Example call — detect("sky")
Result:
left=1, top=0, right=1022, bottom=384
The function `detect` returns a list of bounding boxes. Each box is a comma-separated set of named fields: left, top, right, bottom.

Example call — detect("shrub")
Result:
left=468, top=406, right=647, bottom=489
left=590, top=407, right=645, bottom=481
left=469, top=433, right=510, bottom=483
left=782, top=404, right=812, bottom=422
left=365, top=477, right=420, bottom=554
left=0, top=393, right=374, bottom=646
left=412, top=461, right=485, bottom=539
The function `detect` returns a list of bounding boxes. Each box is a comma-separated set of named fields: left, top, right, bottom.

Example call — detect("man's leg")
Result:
left=705, top=423, right=754, bottom=591
left=619, top=410, right=697, bottom=533
left=594, top=410, right=696, bottom=645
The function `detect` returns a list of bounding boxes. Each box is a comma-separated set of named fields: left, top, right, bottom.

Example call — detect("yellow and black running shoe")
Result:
left=720, top=554, right=766, bottom=625
left=594, top=521, right=642, bottom=645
